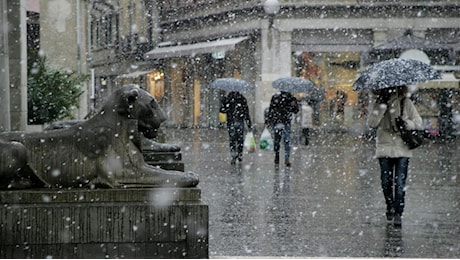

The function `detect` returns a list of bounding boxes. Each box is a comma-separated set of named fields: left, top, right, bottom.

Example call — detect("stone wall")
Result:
left=0, top=188, right=208, bottom=258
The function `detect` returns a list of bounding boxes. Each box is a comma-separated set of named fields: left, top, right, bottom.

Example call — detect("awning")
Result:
left=362, top=30, right=456, bottom=65
left=417, top=73, right=459, bottom=89
left=116, top=70, right=153, bottom=79
left=144, top=37, right=248, bottom=60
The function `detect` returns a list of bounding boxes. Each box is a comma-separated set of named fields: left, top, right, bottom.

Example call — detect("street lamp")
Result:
left=263, top=0, right=280, bottom=50
left=263, top=0, right=280, bottom=28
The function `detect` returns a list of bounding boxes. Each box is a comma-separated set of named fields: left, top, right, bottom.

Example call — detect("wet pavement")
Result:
left=165, top=128, right=460, bottom=258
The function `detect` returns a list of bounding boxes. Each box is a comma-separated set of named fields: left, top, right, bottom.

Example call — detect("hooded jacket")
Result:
left=266, top=91, right=299, bottom=126
left=367, top=95, right=423, bottom=158
left=220, top=91, right=252, bottom=128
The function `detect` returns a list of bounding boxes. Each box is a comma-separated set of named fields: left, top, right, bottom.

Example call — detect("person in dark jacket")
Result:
left=265, top=91, right=299, bottom=166
left=220, top=91, right=253, bottom=164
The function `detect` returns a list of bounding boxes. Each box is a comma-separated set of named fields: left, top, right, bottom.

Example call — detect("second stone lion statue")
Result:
left=0, top=84, right=199, bottom=189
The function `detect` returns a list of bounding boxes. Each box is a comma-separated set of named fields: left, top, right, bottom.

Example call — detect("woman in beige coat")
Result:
left=367, top=86, right=423, bottom=227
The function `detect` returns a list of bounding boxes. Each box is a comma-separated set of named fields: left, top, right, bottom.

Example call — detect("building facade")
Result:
left=89, top=0, right=460, bottom=129
left=40, top=0, right=91, bottom=120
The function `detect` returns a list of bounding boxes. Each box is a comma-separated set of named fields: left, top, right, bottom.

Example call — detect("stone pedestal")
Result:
left=143, top=151, right=185, bottom=172
left=0, top=188, right=208, bottom=258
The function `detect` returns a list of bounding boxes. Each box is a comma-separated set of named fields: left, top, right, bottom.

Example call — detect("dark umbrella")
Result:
left=353, top=58, right=442, bottom=91
left=272, top=77, right=316, bottom=93
left=210, top=78, right=253, bottom=92
left=309, top=88, right=325, bottom=102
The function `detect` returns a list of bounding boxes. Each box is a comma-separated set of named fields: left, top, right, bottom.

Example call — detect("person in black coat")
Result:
left=220, top=91, right=253, bottom=164
left=265, top=91, right=299, bottom=166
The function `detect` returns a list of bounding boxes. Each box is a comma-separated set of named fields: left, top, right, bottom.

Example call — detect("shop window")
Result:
left=147, top=71, right=165, bottom=101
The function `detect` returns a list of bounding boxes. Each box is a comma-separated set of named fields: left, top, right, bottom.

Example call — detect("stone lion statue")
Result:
left=0, top=84, right=199, bottom=189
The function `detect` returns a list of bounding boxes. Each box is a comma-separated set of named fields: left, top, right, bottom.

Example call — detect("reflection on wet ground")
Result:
left=165, top=128, right=460, bottom=258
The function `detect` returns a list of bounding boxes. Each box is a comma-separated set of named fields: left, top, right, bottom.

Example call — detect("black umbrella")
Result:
left=308, top=88, right=325, bottom=102
left=272, top=77, right=316, bottom=93
left=353, top=58, right=442, bottom=91
left=210, top=78, right=253, bottom=92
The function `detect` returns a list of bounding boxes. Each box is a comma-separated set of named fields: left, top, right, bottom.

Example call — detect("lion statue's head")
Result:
left=107, top=84, right=167, bottom=139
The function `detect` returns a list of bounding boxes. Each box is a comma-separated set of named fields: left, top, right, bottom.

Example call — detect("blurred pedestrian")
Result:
left=300, top=99, right=314, bottom=145
left=265, top=91, right=299, bottom=166
left=367, top=86, right=423, bottom=227
left=438, top=88, right=454, bottom=140
left=220, top=91, right=253, bottom=164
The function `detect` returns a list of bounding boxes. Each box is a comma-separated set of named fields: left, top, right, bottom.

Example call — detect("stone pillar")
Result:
left=412, top=29, right=426, bottom=38
left=0, top=0, right=10, bottom=132
left=40, top=0, right=89, bottom=120
left=7, top=0, right=27, bottom=131
left=372, top=28, right=388, bottom=46
left=257, top=21, right=292, bottom=125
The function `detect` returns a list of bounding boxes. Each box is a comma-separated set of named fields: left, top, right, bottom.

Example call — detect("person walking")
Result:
left=300, top=99, right=314, bottom=145
left=367, top=86, right=423, bottom=227
left=265, top=91, right=299, bottom=167
left=220, top=91, right=253, bottom=164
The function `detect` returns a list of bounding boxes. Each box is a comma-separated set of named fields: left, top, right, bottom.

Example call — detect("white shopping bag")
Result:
left=259, top=127, right=273, bottom=150
left=244, top=131, right=256, bottom=153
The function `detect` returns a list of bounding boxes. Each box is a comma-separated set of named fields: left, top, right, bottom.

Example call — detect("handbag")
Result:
left=259, top=127, right=273, bottom=150
left=244, top=131, right=256, bottom=153
left=396, top=98, right=424, bottom=150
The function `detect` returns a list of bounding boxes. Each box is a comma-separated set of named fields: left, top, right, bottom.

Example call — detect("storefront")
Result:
left=144, top=37, right=257, bottom=128
left=415, top=73, right=460, bottom=137
left=293, top=51, right=361, bottom=127
left=139, top=7, right=459, bottom=130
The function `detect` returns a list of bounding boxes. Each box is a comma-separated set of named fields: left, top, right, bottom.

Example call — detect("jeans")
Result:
left=227, top=121, right=244, bottom=159
left=273, top=123, right=291, bottom=161
left=378, top=157, right=409, bottom=214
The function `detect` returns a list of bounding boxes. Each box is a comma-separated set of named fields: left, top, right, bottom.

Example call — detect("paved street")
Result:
left=165, top=128, right=460, bottom=258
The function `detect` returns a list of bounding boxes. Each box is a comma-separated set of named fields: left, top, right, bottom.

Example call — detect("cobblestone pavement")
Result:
left=164, top=128, right=460, bottom=258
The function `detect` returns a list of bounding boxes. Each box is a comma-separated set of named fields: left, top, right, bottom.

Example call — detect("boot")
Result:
left=274, top=152, right=280, bottom=164
left=386, top=207, right=394, bottom=222
left=231, top=157, right=236, bottom=165
left=394, top=213, right=402, bottom=227
left=285, top=160, right=291, bottom=167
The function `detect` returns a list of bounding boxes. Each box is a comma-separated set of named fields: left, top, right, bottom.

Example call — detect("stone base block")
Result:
left=0, top=188, right=208, bottom=258
left=144, top=152, right=185, bottom=172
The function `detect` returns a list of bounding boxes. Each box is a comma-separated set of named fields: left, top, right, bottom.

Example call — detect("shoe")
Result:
left=386, top=208, right=394, bottom=222
left=238, top=153, right=243, bottom=162
left=231, top=157, right=236, bottom=165
left=285, top=160, right=291, bottom=167
left=394, top=213, right=402, bottom=227
left=274, top=153, right=280, bottom=164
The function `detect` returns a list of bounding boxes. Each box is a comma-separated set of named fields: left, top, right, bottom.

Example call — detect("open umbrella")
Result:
left=353, top=58, right=442, bottom=91
left=272, top=77, right=316, bottom=93
left=210, top=78, right=253, bottom=92
left=307, top=87, right=325, bottom=102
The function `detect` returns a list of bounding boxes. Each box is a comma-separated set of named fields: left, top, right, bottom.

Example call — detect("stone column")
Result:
left=0, top=0, right=10, bottom=132
left=372, top=28, right=388, bottom=46
left=7, top=0, right=27, bottom=131
left=412, top=29, right=426, bottom=38
left=257, top=21, right=292, bottom=125
left=40, top=0, right=89, bottom=120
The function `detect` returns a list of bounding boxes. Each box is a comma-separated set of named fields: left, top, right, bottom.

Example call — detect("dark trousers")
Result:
left=378, top=157, right=409, bottom=214
left=302, top=128, right=310, bottom=145
left=227, top=121, right=244, bottom=159
left=273, top=123, right=291, bottom=161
